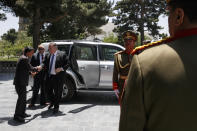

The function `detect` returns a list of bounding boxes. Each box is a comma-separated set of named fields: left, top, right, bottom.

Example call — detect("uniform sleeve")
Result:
left=112, top=54, right=119, bottom=90
left=119, top=55, right=146, bottom=131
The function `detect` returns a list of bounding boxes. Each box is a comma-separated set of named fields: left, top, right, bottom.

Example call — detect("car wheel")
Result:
left=62, top=77, right=76, bottom=101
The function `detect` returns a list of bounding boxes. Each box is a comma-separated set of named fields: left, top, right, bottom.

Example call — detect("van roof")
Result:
left=41, top=40, right=124, bottom=51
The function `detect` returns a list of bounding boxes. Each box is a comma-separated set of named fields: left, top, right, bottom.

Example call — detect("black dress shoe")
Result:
left=13, top=116, right=25, bottom=123
left=28, top=104, right=35, bottom=108
left=53, top=108, right=59, bottom=114
left=22, top=113, right=31, bottom=118
left=48, top=104, right=54, bottom=110
left=40, top=102, right=50, bottom=106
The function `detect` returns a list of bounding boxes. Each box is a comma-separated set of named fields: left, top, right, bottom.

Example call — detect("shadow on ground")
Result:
left=68, top=104, right=96, bottom=114
left=1, top=73, right=119, bottom=106
left=64, top=91, right=119, bottom=105
left=0, top=117, right=12, bottom=124
left=6, top=110, right=66, bottom=126
left=27, top=90, right=119, bottom=106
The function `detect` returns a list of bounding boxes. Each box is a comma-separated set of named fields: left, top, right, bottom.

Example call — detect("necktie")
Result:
left=48, top=54, right=54, bottom=75
left=41, top=54, right=44, bottom=61
left=40, top=54, right=44, bottom=64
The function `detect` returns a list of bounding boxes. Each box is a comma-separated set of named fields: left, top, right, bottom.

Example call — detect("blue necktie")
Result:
left=41, top=54, right=44, bottom=61
left=48, top=54, right=54, bottom=75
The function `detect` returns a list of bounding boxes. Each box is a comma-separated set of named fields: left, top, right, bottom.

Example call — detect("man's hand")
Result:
left=31, top=72, right=37, bottom=77
left=55, top=67, right=64, bottom=74
left=114, top=89, right=119, bottom=99
left=36, top=66, right=42, bottom=72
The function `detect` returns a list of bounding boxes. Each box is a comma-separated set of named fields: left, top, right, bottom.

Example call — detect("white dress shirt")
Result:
left=39, top=53, right=45, bottom=65
left=49, top=51, right=57, bottom=75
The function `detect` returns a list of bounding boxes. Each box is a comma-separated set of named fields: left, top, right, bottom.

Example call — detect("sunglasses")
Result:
left=39, top=48, right=44, bottom=50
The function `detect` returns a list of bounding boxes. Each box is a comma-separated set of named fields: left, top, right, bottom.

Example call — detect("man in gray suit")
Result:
left=119, top=0, right=197, bottom=130
left=13, top=47, right=37, bottom=123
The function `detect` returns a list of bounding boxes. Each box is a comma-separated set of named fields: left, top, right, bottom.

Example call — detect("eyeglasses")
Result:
left=39, top=48, right=44, bottom=50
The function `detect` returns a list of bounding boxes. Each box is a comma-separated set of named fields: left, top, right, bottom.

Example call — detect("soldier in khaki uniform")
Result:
left=119, top=0, right=197, bottom=131
left=112, top=30, right=138, bottom=101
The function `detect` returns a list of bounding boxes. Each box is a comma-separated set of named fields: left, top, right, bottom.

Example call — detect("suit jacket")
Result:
left=119, top=34, right=197, bottom=131
left=31, top=52, right=42, bottom=67
left=41, top=50, right=68, bottom=80
left=14, top=55, right=36, bottom=86
left=30, top=52, right=44, bottom=78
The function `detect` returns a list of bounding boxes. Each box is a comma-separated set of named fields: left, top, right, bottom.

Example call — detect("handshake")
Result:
left=30, top=66, right=43, bottom=77
left=36, top=65, right=42, bottom=72
left=30, top=66, right=64, bottom=77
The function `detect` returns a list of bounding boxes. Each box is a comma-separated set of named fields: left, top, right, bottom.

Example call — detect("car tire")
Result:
left=61, top=77, right=76, bottom=101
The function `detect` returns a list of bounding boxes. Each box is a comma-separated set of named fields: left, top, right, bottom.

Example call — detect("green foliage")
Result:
left=103, top=33, right=118, bottom=43
left=40, top=0, right=113, bottom=41
left=0, top=57, right=18, bottom=61
left=1, top=28, right=18, bottom=44
left=0, top=0, right=28, bottom=17
left=16, top=31, right=32, bottom=45
left=1, top=0, right=73, bottom=48
left=1, top=0, right=113, bottom=48
left=0, top=8, right=6, bottom=21
left=0, top=0, right=16, bottom=21
left=160, top=33, right=168, bottom=39
left=0, top=31, right=32, bottom=59
left=113, top=0, right=167, bottom=45
left=144, top=35, right=152, bottom=41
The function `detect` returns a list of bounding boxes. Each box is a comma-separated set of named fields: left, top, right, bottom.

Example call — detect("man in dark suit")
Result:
left=28, top=45, right=47, bottom=107
left=13, top=47, right=37, bottom=123
left=38, top=42, right=68, bottom=114
left=119, top=0, right=197, bottom=130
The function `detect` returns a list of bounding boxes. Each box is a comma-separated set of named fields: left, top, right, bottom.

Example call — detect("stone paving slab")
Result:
left=0, top=74, right=120, bottom=131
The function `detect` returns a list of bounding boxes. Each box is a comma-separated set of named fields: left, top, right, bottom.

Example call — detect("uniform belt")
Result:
left=119, top=75, right=128, bottom=79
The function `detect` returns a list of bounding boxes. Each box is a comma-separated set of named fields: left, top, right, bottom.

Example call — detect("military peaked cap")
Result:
left=122, top=30, right=138, bottom=41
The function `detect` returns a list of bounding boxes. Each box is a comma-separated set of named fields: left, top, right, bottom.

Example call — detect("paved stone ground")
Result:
left=0, top=73, right=120, bottom=131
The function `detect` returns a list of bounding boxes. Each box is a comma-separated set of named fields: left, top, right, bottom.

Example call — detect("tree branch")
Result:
left=42, top=12, right=67, bottom=24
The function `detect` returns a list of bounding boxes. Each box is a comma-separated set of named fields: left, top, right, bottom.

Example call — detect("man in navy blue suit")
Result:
left=28, top=45, right=47, bottom=108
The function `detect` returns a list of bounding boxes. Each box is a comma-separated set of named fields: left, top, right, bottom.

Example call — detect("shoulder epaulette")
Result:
left=131, top=37, right=172, bottom=55
left=114, top=50, right=124, bottom=55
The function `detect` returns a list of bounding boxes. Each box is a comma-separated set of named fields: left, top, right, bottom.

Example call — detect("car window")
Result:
left=100, top=45, right=123, bottom=61
left=75, top=45, right=97, bottom=61
left=57, top=45, right=71, bottom=55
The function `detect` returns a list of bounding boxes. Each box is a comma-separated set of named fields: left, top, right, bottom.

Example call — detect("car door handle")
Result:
left=101, top=65, right=110, bottom=70
left=79, top=66, right=85, bottom=70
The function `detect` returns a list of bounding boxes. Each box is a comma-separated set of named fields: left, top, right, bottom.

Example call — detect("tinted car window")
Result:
left=75, top=45, right=97, bottom=61
left=57, top=45, right=71, bottom=55
left=100, top=45, right=122, bottom=61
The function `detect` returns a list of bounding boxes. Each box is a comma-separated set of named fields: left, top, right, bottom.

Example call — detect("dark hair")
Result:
left=168, top=0, right=197, bottom=23
left=24, top=46, right=34, bottom=56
